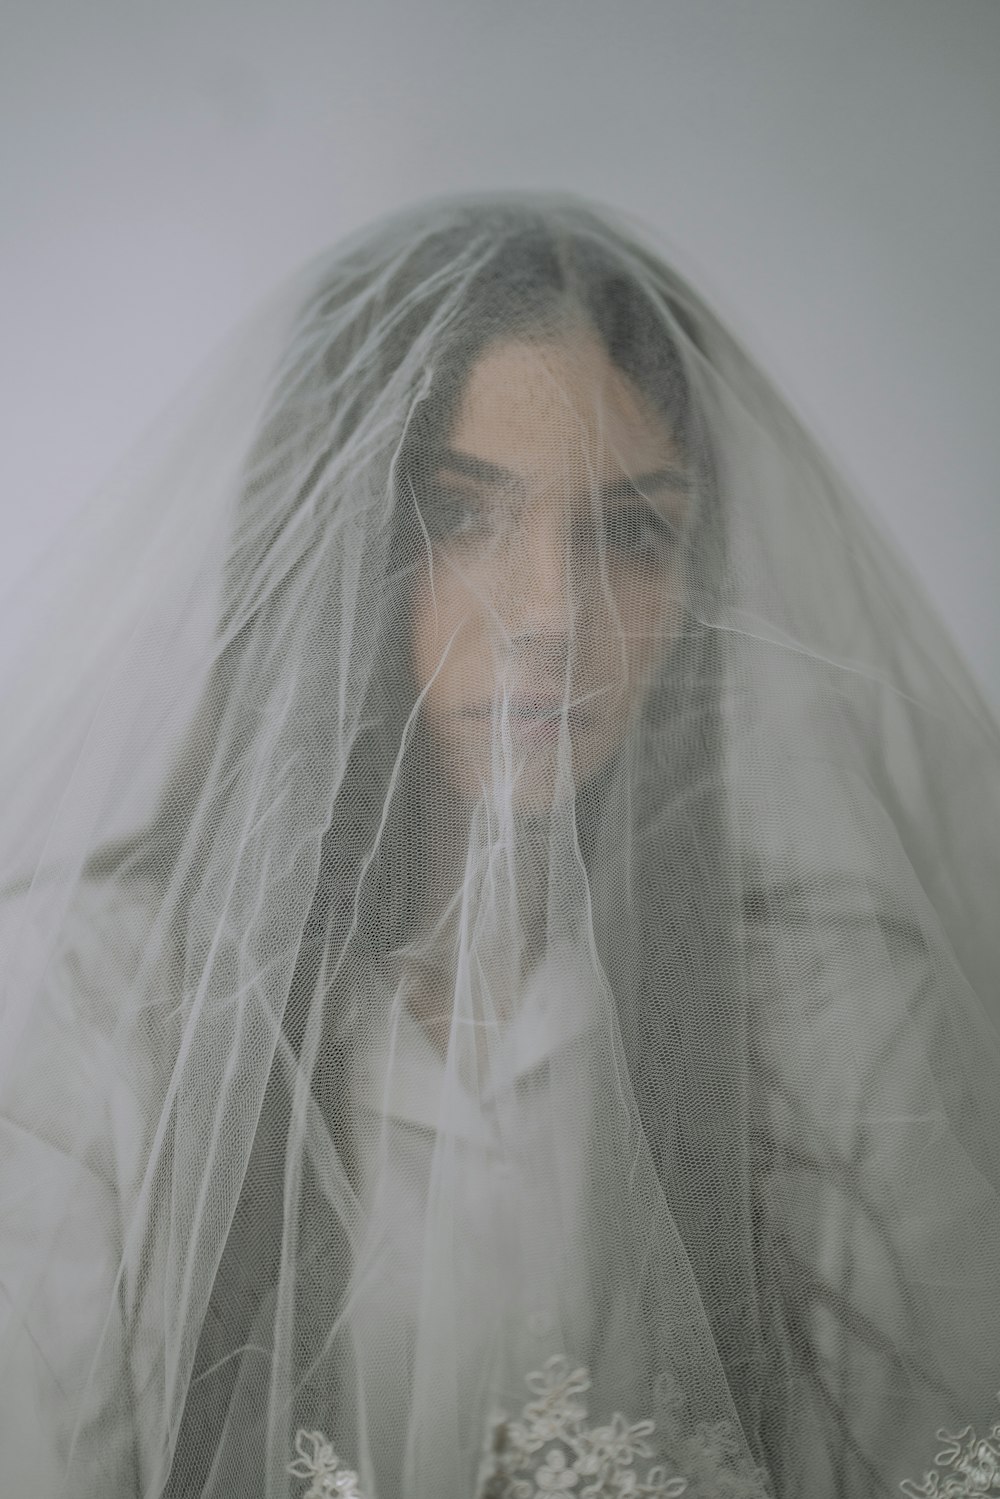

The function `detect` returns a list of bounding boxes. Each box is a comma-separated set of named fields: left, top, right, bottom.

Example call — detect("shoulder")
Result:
left=742, top=869, right=938, bottom=1201
left=742, top=871, right=932, bottom=1090
left=744, top=874, right=1000, bottom=1481
left=0, top=874, right=163, bottom=1191
left=0, top=876, right=162, bottom=1488
left=0, top=870, right=159, bottom=1005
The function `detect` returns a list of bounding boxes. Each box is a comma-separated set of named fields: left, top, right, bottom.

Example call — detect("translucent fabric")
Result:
left=1, top=191, right=998, bottom=1499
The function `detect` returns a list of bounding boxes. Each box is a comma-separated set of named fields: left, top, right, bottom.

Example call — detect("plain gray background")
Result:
left=2, top=0, right=998, bottom=710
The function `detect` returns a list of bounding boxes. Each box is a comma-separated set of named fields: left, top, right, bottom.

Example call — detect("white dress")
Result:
left=4, top=882, right=998, bottom=1498
left=338, top=940, right=610, bottom=1498
left=0, top=887, right=626, bottom=1498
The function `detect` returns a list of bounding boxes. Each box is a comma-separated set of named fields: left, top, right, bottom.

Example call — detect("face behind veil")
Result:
left=0, top=192, right=998, bottom=1499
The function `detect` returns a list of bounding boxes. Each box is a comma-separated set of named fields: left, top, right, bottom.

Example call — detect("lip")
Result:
left=462, top=697, right=593, bottom=729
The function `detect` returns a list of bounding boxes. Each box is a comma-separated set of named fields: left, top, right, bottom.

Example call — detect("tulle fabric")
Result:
left=1, top=191, right=998, bottom=1499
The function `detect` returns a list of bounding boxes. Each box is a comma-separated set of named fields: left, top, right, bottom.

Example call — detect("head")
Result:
left=351, top=209, right=718, bottom=961
left=407, top=324, right=692, bottom=815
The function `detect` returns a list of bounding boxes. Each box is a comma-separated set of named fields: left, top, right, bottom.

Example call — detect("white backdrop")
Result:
left=2, top=0, right=998, bottom=710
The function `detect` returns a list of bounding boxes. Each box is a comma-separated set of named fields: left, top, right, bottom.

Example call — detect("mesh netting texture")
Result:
left=1, top=193, right=999, bottom=1499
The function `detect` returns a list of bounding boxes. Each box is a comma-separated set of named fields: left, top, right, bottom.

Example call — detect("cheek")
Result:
left=410, top=565, right=482, bottom=702
left=597, top=572, right=683, bottom=686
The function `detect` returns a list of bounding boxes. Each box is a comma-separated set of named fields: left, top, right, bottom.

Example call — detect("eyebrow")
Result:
left=436, top=447, right=690, bottom=502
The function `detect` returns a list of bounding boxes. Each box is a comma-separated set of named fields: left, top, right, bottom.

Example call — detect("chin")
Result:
left=451, top=741, right=612, bottom=818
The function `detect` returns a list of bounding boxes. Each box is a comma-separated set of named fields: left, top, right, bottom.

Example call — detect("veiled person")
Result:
left=1, top=193, right=999, bottom=1499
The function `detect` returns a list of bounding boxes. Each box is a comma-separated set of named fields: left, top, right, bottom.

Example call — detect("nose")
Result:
left=503, top=508, right=578, bottom=638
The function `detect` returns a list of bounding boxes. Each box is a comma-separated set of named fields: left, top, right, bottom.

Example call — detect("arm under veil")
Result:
left=0, top=191, right=998, bottom=1499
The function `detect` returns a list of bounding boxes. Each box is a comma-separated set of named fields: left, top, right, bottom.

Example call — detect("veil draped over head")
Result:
left=1, top=192, right=999, bottom=1499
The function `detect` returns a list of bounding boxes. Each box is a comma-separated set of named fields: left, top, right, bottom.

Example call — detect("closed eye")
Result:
left=419, top=485, right=491, bottom=541
left=600, top=502, right=682, bottom=562
left=416, top=476, right=689, bottom=558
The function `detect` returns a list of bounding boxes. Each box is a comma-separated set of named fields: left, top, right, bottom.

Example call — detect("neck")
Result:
left=395, top=723, right=593, bottom=1006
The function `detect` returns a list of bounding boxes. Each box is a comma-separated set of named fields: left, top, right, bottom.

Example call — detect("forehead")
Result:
left=448, top=333, right=681, bottom=482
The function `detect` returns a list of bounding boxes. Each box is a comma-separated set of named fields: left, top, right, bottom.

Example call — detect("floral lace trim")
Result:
left=288, top=1430, right=364, bottom=1499
left=288, top=1377, right=1000, bottom=1499
left=288, top=1355, right=772, bottom=1499
left=899, top=1391, right=1000, bottom=1498
left=475, top=1356, right=689, bottom=1498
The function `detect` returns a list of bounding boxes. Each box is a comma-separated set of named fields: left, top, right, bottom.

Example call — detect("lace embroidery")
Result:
left=899, top=1392, right=1000, bottom=1498
left=288, top=1355, right=773, bottom=1499
left=476, top=1356, right=689, bottom=1498
left=288, top=1429, right=365, bottom=1499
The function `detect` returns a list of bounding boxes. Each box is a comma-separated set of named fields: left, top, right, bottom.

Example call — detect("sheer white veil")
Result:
left=1, top=191, right=998, bottom=1499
